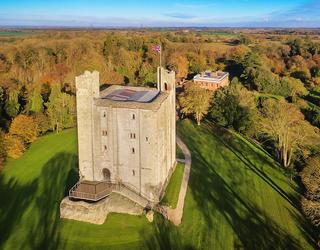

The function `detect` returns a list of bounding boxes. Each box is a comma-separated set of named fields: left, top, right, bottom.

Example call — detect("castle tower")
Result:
left=75, top=71, right=99, bottom=181
left=157, top=67, right=176, bottom=186
left=71, top=68, right=176, bottom=203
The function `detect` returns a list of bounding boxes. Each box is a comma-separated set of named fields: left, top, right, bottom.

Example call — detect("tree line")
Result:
left=0, top=29, right=320, bottom=229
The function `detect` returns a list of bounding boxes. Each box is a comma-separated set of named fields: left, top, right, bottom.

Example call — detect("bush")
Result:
left=301, top=155, right=320, bottom=201
left=4, top=134, right=25, bottom=159
left=301, top=155, right=320, bottom=227
left=9, top=115, right=38, bottom=144
left=302, top=198, right=320, bottom=227
left=32, top=112, right=51, bottom=135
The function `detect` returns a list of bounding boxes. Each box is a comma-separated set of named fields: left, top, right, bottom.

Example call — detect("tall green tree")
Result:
left=210, top=84, right=257, bottom=134
left=45, top=85, right=75, bottom=133
left=4, top=91, right=20, bottom=118
left=27, top=87, right=44, bottom=113
left=258, top=99, right=319, bottom=168
left=178, top=82, right=212, bottom=125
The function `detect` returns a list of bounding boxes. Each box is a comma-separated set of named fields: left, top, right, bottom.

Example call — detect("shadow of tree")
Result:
left=140, top=214, right=195, bottom=250
left=23, top=152, right=78, bottom=250
left=177, top=120, right=316, bottom=249
left=0, top=175, right=38, bottom=248
left=206, top=123, right=301, bottom=210
left=0, top=152, right=78, bottom=250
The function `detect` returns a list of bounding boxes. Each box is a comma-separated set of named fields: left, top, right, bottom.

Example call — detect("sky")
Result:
left=0, top=0, right=319, bottom=28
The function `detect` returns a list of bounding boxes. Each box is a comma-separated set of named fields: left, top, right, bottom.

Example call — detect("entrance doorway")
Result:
left=102, top=168, right=111, bottom=182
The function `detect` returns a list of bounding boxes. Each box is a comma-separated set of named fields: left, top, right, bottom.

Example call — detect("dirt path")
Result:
left=163, top=136, right=191, bottom=226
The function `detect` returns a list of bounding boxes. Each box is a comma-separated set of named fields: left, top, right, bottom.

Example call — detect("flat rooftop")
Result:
left=95, top=85, right=168, bottom=110
left=194, top=71, right=229, bottom=83
left=103, top=88, right=159, bottom=103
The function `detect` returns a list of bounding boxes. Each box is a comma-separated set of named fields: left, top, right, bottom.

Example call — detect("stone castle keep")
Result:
left=69, top=67, right=176, bottom=205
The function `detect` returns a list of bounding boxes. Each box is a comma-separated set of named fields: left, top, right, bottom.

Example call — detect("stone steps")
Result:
left=113, top=184, right=150, bottom=208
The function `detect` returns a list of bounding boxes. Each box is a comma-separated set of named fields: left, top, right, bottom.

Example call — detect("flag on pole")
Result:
left=151, top=44, right=161, bottom=53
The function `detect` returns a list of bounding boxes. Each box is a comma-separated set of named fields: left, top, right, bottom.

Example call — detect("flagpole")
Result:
left=159, top=44, right=162, bottom=68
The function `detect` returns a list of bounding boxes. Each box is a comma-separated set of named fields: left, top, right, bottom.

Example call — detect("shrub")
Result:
left=9, top=115, right=38, bottom=144
left=4, top=134, right=25, bottom=159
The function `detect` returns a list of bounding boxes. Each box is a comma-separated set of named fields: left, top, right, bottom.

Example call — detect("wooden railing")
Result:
left=68, top=180, right=157, bottom=206
left=69, top=181, right=118, bottom=201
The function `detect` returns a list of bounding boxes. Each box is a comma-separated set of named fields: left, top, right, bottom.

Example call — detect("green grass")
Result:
left=0, top=120, right=317, bottom=249
left=0, top=31, right=35, bottom=37
left=161, top=163, right=185, bottom=208
left=176, top=144, right=184, bottom=159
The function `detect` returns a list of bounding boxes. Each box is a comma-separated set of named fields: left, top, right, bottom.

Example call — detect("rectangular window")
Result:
left=130, top=133, right=136, bottom=139
left=102, top=130, right=107, bottom=136
left=132, top=114, right=135, bottom=120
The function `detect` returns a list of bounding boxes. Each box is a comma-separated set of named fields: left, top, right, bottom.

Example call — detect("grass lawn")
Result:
left=176, top=144, right=185, bottom=159
left=0, top=120, right=317, bottom=249
left=161, top=163, right=185, bottom=208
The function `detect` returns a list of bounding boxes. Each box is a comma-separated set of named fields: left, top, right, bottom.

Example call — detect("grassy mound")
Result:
left=0, top=121, right=316, bottom=249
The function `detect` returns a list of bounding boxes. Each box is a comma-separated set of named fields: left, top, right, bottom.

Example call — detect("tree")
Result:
left=301, top=155, right=320, bottom=201
left=178, top=82, right=212, bottom=125
left=4, top=91, right=20, bottom=118
left=9, top=115, right=38, bottom=144
left=167, top=52, right=189, bottom=80
left=32, top=112, right=51, bottom=135
left=279, top=77, right=308, bottom=100
left=258, top=99, right=319, bottom=168
left=4, top=134, right=25, bottom=159
left=0, top=130, right=6, bottom=167
left=301, top=155, right=320, bottom=227
left=45, top=85, right=76, bottom=133
left=27, top=86, right=44, bottom=113
left=210, top=84, right=257, bottom=134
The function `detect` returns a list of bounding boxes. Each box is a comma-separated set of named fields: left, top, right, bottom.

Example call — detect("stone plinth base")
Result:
left=60, top=193, right=143, bottom=224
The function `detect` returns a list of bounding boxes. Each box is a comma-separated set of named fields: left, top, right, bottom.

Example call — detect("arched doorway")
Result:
left=102, top=168, right=111, bottom=182
left=164, top=82, right=168, bottom=91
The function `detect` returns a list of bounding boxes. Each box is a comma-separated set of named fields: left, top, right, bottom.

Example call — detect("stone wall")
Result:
left=75, top=71, right=99, bottom=181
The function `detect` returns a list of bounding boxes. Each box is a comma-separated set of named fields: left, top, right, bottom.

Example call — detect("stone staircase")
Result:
left=113, top=183, right=151, bottom=208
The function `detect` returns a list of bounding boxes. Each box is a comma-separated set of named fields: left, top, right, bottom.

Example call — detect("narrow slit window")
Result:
left=103, top=112, right=106, bottom=117
left=132, top=114, right=135, bottom=120
left=132, top=147, right=135, bottom=154
left=145, top=137, right=148, bottom=142
left=104, top=145, right=107, bottom=150
left=132, top=170, right=135, bottom=176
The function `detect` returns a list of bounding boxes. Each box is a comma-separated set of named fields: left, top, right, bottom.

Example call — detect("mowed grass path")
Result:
left=161, top=163, right=185, bottom=208
left=0, top=121, right=316, bottom=249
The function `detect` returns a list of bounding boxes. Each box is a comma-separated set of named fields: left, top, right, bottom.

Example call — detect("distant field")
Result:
left=0, top=120, right=316, bottom=249
left=0, top=31, right=35, bottom=37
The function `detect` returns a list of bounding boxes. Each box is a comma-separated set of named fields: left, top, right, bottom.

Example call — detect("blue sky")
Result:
left=0, top=0, right=319, bottom=27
